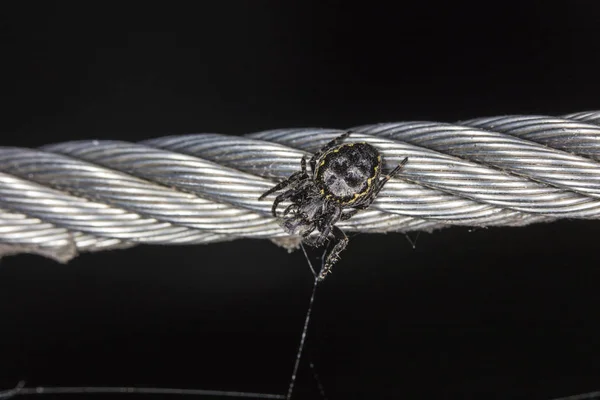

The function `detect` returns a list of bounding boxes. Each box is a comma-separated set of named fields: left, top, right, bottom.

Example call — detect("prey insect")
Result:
left=259, top=132, right=408, bottom=281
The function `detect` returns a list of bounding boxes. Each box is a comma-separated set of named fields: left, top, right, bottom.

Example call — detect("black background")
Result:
left=1, top=2, right=600, bottom=399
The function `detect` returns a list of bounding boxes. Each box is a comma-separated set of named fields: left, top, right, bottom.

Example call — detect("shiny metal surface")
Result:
left=1, top=111, right=600, bottom=261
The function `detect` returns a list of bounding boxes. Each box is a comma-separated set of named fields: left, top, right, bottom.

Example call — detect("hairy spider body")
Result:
left=259, top=132, right=407, bottom=281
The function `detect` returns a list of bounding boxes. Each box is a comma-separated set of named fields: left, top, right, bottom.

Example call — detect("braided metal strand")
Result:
left=1, top=111, right=600, bottom=262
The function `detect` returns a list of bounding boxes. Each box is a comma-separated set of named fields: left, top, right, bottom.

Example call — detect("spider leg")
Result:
left=350, top=156, right=409, bottom=211
left=300, top=155, right=307, bottom=174
left=259, top=173, right=301, bottom=201
left=340, top=209, right=359, bottom=221
left=309, top=131, right=352, bottom=173
left=314, top=204, right=342, bottom=247
left=258, top=156, right=308, bottom=201
left=301, top=224, right=322, bottom=248
left=301, top=223, right=317, bottom=238
left=302, top=202, right=339, bottom=247
left=271, top=179, right=314, bottom=217
left=282, top=203, right=298, bottom=216
left=271, top=190, right=296, bottom=217
left=372, top=157, right=408, bottom=197
left=317, top=226, right=348, bottom=281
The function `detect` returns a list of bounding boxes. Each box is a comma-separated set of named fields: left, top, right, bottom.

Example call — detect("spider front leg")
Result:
left=309, top=131, right=351, bottom=173
left=270, top=179, right=313, bottom=217
left=271, top=190, right=295, bottom=217
left=258, top=156, right=308, bottom=201
left=317, top=226, right=349, bottom=281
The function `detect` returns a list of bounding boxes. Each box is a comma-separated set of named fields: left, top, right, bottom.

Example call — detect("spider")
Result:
left=259, top=132, right=408, bottom=281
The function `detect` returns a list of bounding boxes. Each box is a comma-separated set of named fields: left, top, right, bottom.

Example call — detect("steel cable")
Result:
left=1, top=111, right=600, bottom=262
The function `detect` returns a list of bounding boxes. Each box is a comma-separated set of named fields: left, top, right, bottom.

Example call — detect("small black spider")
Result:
left=259, top=132, right=408, bottom=281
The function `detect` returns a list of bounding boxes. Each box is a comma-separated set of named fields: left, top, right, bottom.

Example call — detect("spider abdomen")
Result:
left=315, top=142, right=382, bottom=205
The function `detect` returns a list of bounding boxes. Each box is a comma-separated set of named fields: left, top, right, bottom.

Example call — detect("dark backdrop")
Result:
left=1, top=3, right=600, bottom=399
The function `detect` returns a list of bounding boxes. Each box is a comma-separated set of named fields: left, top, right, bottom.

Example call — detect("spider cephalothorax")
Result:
left=259, top=132, right=407, bottom=281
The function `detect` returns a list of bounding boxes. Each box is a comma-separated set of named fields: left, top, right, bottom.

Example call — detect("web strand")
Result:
left=286, top=278, right=319, bottom=400
left=285, top=243, right=322, bottom=399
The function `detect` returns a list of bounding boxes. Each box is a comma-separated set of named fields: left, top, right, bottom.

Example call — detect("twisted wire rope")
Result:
left=1, top=111, right=600, bottom=261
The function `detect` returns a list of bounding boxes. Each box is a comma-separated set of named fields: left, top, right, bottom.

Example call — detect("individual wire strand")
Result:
left=550, top=389, right=600, bottom=400
left=0, top=381, right=285, bottom=399
left=1, top=111, right=600, bottom=261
